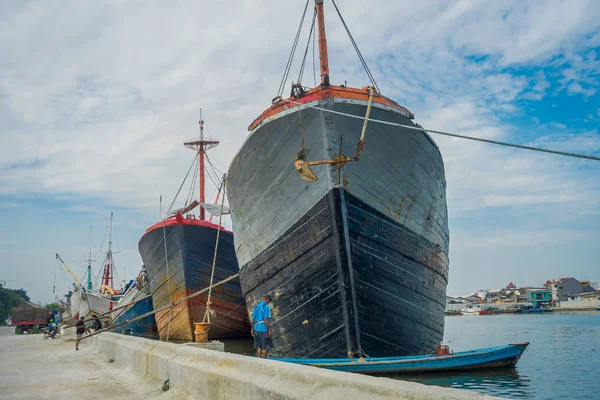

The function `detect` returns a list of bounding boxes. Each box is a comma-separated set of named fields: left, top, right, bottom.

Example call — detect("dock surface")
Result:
left=0, top=327, right=191, bottom=400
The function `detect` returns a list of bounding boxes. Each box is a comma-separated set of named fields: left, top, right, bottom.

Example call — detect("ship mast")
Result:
left=184, top=109, right=219, bottom=221
left=85, top=224, right=95, bottom=291
left=315, top=0, right=330, bottom=85
left=102, top=212, right=114, bottom=289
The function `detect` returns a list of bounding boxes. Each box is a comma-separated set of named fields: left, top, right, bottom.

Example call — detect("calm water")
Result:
left=221, top=313, right=600, bottom=399
left=396, top=313, right=600, bottom=399
left=147, top=313, right=599, bottom=399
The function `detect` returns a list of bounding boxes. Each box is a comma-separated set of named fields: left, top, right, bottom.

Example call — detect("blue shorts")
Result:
left=253, top=331, right=272, bottom=350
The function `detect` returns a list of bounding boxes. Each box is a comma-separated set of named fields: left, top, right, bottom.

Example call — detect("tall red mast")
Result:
left=184, top=109, right=219, bottom=221
left=315, top=0, right=330, bottom=85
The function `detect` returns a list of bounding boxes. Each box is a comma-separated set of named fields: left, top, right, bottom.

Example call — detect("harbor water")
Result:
left=208, top=313, right=600, bottom=398
left=396, top=313, right=600, bottom=399
left=117, top=312, right=600, bottom=399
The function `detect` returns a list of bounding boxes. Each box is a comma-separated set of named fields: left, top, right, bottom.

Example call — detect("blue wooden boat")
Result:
left=111, top=268, right=157, bottom=336
left=275, top=343, right=529, bottom=375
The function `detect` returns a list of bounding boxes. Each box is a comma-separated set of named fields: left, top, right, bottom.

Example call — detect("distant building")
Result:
left=526, top=289, right=551, bottom=305
left=464, top=295, right=484, bottom=303
left=568, top=291, right=598, bottom=302
left=552, top=278, right=597, bottom=303
left=485, top=289, right=502, bottom=303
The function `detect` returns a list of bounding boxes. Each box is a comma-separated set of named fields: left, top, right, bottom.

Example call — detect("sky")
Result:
left=1, top=0, right=599, bottom=303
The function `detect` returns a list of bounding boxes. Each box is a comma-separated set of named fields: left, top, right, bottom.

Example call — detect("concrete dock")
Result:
left=0, top=327, right=192, bottom=400
left=0, top=326, right=500, bottom=399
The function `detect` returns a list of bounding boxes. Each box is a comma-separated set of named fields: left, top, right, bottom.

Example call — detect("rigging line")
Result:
left=61, top=255, right=84, bottom=266
left=205, top=153, right=224, bottom=176
left=297, top=9, right=317, bottom=85
left=185, top=156, right=199, bottom=205
left=164, top=152, right=200, bottom=218
left=53, top=259, right=58, bottom=294
left=277, top=0, right=311, bottom=97
left=78, top=273, right=240, bottom=342
left=204, top=154, right=224, bottom=188
left=162, top=215, right=173, bottom=343
left=202, top=152, right=219, bottom=182
left=283, top=98, right=600, bottom=162
left=202, top=176, right=228, bottom=324
left=331, top=0, right=380, bottom=93
left=206, top=165, right=220, bottom=190
left=98, top=216, right=110, bottom=254
left=158, top=153, right=205, bottom=340
left=312, top=12, right=317, bottom=88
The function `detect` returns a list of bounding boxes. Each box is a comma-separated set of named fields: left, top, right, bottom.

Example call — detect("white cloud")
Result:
left=1, top=0, right=600, bottom=300
left=567, top=82, right=597, bottom=97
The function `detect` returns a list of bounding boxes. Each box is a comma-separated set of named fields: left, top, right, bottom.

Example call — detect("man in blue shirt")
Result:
left=250, top=295, right=272, bottom=358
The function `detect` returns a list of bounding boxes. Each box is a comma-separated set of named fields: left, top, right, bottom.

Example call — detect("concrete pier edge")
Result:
left=88, top=332, right=500, bottom=400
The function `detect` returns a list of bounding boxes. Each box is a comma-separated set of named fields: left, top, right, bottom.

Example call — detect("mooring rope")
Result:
left=202, top=176, right=228, bottom=324
left=283, top=99, right=600, bottom=162
left=76, top=272, right=240, bottom=341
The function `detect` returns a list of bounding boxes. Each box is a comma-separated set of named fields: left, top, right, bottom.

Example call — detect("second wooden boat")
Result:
left=275, top=343, right=529, bottom=375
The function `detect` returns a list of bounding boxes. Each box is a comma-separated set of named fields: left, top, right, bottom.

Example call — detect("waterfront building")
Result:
left=553, top=278, right=596, bottom=303
left=526, top=289, right=551, bottom=306
left=485, top=289, right=502, bottom=302
left=566, top=291, right=598, bottom=302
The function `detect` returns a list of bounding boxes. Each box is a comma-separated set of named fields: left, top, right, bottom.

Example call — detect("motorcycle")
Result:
left=42, top=327, right=62, bottom=340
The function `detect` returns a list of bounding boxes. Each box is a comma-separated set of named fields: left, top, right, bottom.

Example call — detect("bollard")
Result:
left=194, top=322, right=210, bottom=343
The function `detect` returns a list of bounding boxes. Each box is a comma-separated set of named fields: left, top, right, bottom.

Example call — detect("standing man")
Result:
left=75, top=317, right=85, bottom=350
left=92, top=315, right=103, bottom=331
left=250, top=295, right=272, bottom=358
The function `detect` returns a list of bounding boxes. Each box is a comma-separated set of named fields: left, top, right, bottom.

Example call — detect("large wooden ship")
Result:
left=138, top=114, right=249, bottom=341
left=227, top=0, right=449, bottom=358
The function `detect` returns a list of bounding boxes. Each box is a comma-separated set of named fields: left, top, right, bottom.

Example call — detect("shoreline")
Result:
left=0, top=326, right=501, bottom=400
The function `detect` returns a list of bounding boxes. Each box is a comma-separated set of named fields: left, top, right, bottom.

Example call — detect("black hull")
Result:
left=240, top=188, right=448, bottom=358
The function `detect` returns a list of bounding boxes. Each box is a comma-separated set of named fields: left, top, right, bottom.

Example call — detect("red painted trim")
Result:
left=144, top=215, right=231, bottom=235
left=249, top=85, right=414, bottom=131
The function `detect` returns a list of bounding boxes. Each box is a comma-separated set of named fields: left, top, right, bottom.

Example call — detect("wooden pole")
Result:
left=315, top=0, right=329, bottom=85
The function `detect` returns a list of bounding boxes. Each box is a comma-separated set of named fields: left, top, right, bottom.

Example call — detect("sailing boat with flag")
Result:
left=227, top=0, right=449, bottom=358
left=138, top=111, right=249, bottom=341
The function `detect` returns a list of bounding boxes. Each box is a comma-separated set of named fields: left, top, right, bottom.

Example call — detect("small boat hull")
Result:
left=275, top=343, right=529, bottom=375
left=111, top=285, right=157, bottom=336
left=69, top=289, right=82, bottom=321
left=79, top=292, right=112, bottom=321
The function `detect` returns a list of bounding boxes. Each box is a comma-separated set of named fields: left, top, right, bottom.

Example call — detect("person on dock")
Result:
left=92, top=315, right=103, bottom=332
left=48, top=319, right=58, bottom=339
left=75, top=317, right=86, bottom=350
left=250, top=295, right=272, bottom=359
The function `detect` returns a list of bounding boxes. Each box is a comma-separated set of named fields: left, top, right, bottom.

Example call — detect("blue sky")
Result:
left=1, top=0, right=599, bottom=303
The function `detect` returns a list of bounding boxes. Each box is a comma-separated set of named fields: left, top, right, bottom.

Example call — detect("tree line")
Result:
left=0, top=284, right=30, bottom=325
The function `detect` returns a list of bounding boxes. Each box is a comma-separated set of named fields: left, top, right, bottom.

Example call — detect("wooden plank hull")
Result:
left=239, top=188, right=447, bottom=358
left=111, top=285, right=157, bottom=335
left=79, top=292, right=112, bottom=319
left=276, top=343, right=529, bottom=375
left=138, top=224, right=250, bottom=341
left=229, top=98, right=449, bottom=358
